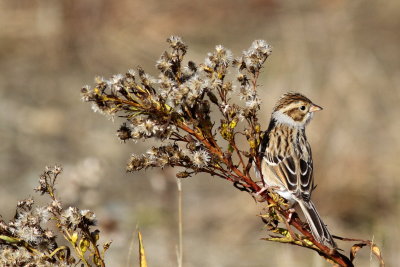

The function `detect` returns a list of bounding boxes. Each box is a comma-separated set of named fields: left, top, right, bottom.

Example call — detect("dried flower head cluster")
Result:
left=81, top=36, right=272, bottom=184
left=0, top=166, right=109, bottom=267
left=80, top=37, right=384, bottom=266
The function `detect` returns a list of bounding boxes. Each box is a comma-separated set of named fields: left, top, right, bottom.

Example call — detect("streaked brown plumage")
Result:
left=259, top=92, right=336, bottom=248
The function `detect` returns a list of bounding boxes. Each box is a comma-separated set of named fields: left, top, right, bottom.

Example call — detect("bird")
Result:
left=258, top=92, right=336, bottom=248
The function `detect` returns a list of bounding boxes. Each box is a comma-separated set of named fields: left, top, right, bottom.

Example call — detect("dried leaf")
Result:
left=350, top=242, right=385, bottom=266
left=103, top=241, right=112, bottom=252
left=93, top=254, right=102, bottom=266
left=91, top=229, right=100, bottom=243
left=262, top=228, right=295, bottom=244
left=350, top=243, right=366, bottom=262
left=371, top=244, right=385, bottom=267
left=0, top=235, right=20, bottom=243
left=138, top=231, right=148, bottom=267
left=176, top=171, right=190, bottom=178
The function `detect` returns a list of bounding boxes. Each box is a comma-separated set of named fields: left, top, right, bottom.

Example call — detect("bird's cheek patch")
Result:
left=286, top=109, right=303, bottom=122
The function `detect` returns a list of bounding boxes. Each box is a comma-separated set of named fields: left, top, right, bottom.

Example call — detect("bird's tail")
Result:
left=298, top=200, right=337, bottom=248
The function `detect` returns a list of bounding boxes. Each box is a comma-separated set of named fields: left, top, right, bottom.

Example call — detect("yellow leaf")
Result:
left=203, top=66, right=213, bottom=73
left=371, top=244, right=385, bottom=267
left=372, top=244, right=381, bottom=257
left=48, top=246, right=70, bottom=258
left=350, top=243, right=365, bottom=262
left=229, top=118, right=238, bottom=129
left=138, top=231, right=148, bottom=267
left=71, top=232, right=78, bottom=244
left=79, top=238, right=90, bottom=253
left=248, top=138, right=256, bottom=149
left=0, top=235, right=20, bottom=243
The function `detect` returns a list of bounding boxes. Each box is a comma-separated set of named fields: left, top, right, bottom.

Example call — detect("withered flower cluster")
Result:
left=0, top=166, right=109, bottom=267
left=81, top=37, right=384, bottom=266
left=81, top=36, right=272, bottom=183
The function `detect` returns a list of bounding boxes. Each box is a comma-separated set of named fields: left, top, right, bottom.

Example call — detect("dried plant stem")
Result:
left=176, top=178, right=183, bottom=267
left=127, top=232, right=136, bottom=267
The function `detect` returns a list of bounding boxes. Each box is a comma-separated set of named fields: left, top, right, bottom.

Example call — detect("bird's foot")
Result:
left=286, top=208, right=296, bottom=223
left=255, top=186, right=269, bottom=196
left=255, top=183, right=280, bottom=196
left=251, top=186, right=269, bottom=202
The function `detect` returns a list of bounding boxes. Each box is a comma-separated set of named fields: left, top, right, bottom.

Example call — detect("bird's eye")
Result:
left=300, top=105, right=306, bottom=111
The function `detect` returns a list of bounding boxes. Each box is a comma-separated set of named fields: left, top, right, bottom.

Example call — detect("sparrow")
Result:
left=258, top=92, right=336, bottom=248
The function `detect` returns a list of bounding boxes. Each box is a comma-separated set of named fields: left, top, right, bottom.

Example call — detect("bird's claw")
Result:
left=255, top=186, right=269, bottom=196
left=286, top=208, right=296, bottom=223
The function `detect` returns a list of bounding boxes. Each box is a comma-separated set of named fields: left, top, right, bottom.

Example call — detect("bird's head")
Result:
left=272, top=92, right=322, bottom=128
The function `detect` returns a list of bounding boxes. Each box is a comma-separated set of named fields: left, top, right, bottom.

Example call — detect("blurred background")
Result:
left=0, top=0, right=399, bottom=266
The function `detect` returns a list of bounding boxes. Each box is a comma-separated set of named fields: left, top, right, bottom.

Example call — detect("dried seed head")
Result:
left=191, top=149, right=211, bottom=168
left=117, top=123, right=132, bottom=142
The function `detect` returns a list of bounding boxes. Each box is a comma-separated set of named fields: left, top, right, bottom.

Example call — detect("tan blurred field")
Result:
left=0, top=1, right=399, bottom=266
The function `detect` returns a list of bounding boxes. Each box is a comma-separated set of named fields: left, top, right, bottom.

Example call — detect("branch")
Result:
left=81, top=36, right=385, bottom=267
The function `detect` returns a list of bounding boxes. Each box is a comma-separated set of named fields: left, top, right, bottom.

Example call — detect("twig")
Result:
left=176, top=178, right=183, bottom=267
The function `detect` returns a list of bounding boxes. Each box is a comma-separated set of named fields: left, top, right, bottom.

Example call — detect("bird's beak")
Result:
left=309, top=104, right=323, bottom=112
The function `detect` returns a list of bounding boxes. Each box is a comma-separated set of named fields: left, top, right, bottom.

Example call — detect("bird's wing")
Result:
left=263, top=152, right=314, bottom=200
